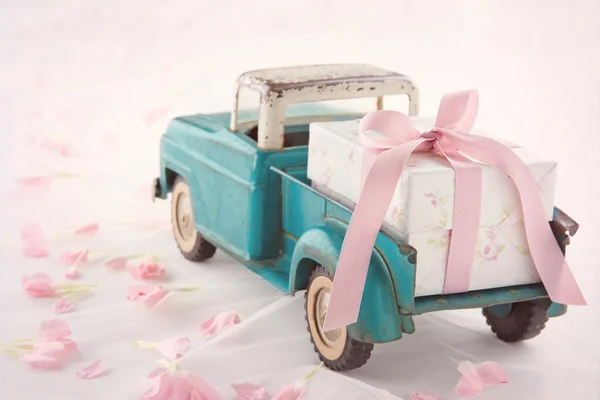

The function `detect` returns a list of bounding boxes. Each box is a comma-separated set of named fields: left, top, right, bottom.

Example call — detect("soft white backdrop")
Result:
left=1, top=1, right=599, bottom=399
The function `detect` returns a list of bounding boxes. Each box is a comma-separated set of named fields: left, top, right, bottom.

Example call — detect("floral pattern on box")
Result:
left=308, top=120, right=550, bottom=296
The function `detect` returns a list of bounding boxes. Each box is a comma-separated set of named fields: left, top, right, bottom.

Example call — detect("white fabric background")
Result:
left=1, top=1, right=599, bottom=399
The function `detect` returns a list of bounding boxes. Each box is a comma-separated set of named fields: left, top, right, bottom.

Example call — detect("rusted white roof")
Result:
left=237, top=64, right=410, bottom=93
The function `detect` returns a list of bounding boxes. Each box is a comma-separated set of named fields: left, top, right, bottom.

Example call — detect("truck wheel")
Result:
left=305, top=265, right=373, bottom=371
left=171, top=177, right=216, bottom=262
left=482, top=299, right=549, bottom=342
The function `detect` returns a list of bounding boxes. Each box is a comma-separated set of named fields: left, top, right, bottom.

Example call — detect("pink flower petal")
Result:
left=410, top=392, right=439, bottom=400
left=33, top=341, right=68, bottom=360
left=147, top=367, right=169, bottom=379
left=59, top=250, right=89, bottom=267
left=20, top=352, right=64, bottom=370
left=39, top=318, right=71, bottom=340
left=129, top=261, right=165, bottom=280
left=455, top=375, right=484, bottom=398
left=105, top=257, right=129, bottom=271
left=21, top=222, right=50, bottom=258
left=21, top=341, right=72, bottom=369
left=126, top=285, right=170, bottom=307
left=22, top=273, right=56, bottom=297
left=140, top=287, right=170, bottom=307
left=18, top=176, right=51, bottom=189
left=140, top=370, right=222, bottom=400
left=155, top=336, right=190, bottom=360
left=455, top=361, right=485, bottom=398
left=476, top=361, right=509, bottom=387
left=200, top=311, right=241, bottom=339
left=126, top=285, right=158, bottom=300
left=74, top=223, right=99, bottom=236
left=39, top=139, right=73, bottom=157
left=271, top=385, right=306, bottom=400
left=76, top=359, right=107, bottom=379
left=65, top=267, right=80, bottom=279
left=231, top=382, right=269, bottom=400
left=186, top=372, right=224, bottom=400
left=56, top=337, right=78, bottom=352
left=53, top=299, right=75, bottom=314
left=141, top=373, right=165, bottom=398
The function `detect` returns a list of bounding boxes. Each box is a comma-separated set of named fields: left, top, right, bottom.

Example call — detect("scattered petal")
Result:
left=105, top=257, right=129, bottom=271
left=76, top=359, right=107, bottom=379
left=20, top=352, right=64, bottom=369
left=410, top=392, right=439, bottom=400
left=20, top=341, right=71, bottom=370
left=39, top=318, right=71, bottom=340
left=59, top=250, right=89, bottom=267
left=127, top=285, right=170, bottom=307
left=74, top=223, right=99, bottom=236
left=455, top=375, right=483, bottom=398
left=141, top=287, right=170, bottom=307
left=53, top=299, right=75, bottom=314
left=39, top=139, right=73, bottom=157
left=65, top=267, right=80, bottom=280
left=126, top=285, right=158, bottom=300
left=18, top=176, right=51, bottom=189
left=231, top=382, right=269, bottom=400
left=147, top=367, right=169, bottom=379
left=22, top=273, right=56, bottom=297
left=140, top=369, right=222, bottom=400
left=476, top=361, right=509, bottom=387
left=155, top=337, right=189, bottom=360
left=200, top=311, right=241, bottom=339
left=21, top=222, right=50, bottom=258
left=271, top=385, right=306, bottom=400
left=129, top=261, right=165, bottom=280
left=55, top=337, right=78, bottom=352
left=455, top=361, right=486, bottom=398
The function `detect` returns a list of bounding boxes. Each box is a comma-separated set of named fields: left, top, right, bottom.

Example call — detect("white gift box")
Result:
left=307, top=118, right=558, bottom=296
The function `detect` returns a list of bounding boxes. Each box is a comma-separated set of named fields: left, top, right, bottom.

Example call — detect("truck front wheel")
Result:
left=171, top=177, right=216, bottom=262
left=305, top=265, right=373, bottom=371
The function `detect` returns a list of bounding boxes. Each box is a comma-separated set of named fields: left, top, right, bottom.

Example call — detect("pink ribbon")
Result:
left=322, top=90, right=586, bottom=332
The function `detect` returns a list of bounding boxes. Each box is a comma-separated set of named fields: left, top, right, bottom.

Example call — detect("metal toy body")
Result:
left=153, top=64, right=575, bottom=370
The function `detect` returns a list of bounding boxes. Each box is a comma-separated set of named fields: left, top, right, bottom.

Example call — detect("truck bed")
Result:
left=273, top=167, right=562, bottom=319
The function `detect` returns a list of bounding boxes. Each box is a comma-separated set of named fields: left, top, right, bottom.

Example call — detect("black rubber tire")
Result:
left=171, top=177, right=216, bottom=262
left=304, top=265, right=374, bottom=371
left=482, top=299, right=549, bottom=342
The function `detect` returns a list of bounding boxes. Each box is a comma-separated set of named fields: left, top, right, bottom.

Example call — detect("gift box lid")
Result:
left=308, top=119, right=557, bottom=233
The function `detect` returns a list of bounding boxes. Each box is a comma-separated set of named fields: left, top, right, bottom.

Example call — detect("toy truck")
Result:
left=153, top=64, right=577, bottom=371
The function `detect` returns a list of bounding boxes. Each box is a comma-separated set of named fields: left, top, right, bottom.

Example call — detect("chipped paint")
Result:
left=230, top=64, right=419, bottom=150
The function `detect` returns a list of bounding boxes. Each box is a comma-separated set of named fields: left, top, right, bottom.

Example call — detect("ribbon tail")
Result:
left=434, top=142, right=482, bottom=293
left=443, top=131, right=586, bottom=305
left=322, top=139, right=428, bottom=332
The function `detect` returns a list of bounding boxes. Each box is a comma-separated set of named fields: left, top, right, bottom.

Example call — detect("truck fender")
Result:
left=289, top=218, right=403, bottom=343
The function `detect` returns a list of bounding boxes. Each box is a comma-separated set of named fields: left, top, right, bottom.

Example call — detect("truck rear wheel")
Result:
left=305, top=265, right=373, bottom=371
left=482, top=299, right=548, bottom=342
left=171, top=177, right=216, bottom=262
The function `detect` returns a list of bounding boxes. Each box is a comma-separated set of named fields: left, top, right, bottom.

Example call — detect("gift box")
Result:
left=307, top=118, right=558, bottom=296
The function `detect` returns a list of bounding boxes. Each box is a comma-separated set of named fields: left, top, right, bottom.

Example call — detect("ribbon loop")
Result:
left=321, top=89, right=586, bottom=333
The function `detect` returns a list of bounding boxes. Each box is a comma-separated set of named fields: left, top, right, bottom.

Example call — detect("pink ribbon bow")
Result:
left=322, top=90, right=586, bottom=332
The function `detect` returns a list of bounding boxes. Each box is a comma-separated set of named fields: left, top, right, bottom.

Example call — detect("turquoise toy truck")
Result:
left=153, top=64, right=576, bottom=371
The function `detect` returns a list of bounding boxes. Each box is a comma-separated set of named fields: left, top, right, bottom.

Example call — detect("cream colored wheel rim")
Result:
left=307, top=275, right=347, bottom=360
left=171, top=181, right=198, bottom=253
